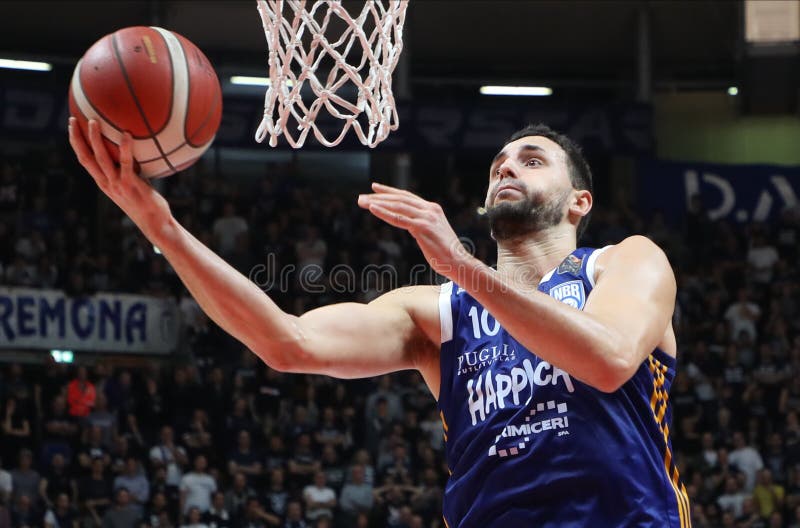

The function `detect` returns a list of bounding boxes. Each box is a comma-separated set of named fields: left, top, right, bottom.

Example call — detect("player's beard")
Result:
left=486, top=186, right=570, bottom=241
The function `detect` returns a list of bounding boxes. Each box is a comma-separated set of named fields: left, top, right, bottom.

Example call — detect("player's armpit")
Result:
left=278, top=285, right=441, bottom=389
left=583, top=235, right=677, bottom=388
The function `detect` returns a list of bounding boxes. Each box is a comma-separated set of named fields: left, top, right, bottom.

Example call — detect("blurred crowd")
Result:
left=1, top=146, right=800, bottom=527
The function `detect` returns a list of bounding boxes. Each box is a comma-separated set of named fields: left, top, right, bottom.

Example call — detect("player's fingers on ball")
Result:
left=119, top=132, right=137, bottom=183
left=68, top=120, right=109, bottom=188
left=88, top=120, right=117, bottom=179
left=67, top=118, right=92, bottom=161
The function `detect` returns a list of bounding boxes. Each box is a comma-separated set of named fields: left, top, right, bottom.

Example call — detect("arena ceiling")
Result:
left=1, top=0, right=740, bottom=92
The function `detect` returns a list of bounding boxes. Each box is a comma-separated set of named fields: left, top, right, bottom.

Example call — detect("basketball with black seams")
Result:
left=68, top=26, right=222, bottom=178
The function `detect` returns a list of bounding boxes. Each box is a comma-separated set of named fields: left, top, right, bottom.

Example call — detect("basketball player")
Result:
left=69, top=117, right=690, bottom=527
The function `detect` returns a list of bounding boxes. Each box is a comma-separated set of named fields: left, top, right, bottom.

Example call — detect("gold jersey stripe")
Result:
left=648, top=355, right=691, bottom=528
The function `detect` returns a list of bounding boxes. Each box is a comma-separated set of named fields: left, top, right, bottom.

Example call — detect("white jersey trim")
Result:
left=586, top=245, right=614, bottom=288
left=439, top=281, right=454, bottom=343
left=538, top=268, right=556, bottom=285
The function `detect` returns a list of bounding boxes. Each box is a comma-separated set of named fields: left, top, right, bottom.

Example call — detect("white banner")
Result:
left=0, top=287, right=179, bottom=354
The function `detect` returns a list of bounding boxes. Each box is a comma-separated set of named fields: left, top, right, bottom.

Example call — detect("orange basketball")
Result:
left=68, top=26, right=223, bottom=178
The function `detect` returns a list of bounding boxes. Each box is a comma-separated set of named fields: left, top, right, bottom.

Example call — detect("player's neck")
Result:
left=495, top=226, right=576, bottom=285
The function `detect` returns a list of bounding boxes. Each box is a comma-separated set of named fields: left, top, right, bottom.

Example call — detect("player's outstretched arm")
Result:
left=68, top=119, right=441, bottom=384
left=360, top=184, right=676, bottom=393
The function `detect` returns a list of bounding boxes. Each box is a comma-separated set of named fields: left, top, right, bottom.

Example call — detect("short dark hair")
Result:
left=503, top=124, right=593, bottom=240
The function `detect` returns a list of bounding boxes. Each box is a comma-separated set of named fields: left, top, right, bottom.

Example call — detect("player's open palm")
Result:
left=68, top=117, right=172, bottom=232
left=358, top=183, right=470, bottom=278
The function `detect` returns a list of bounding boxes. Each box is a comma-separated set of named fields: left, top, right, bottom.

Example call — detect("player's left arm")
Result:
left=482, top=236, right=675, bottom=393
left=581, top=235, right=677, bottom=374
left=359, top=184, right=676, bottom=393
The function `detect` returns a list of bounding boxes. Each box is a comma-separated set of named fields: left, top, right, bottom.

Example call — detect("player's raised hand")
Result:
left=68, top=117, right=172, bottom=232
left=358, top=182, right=472, bottom=278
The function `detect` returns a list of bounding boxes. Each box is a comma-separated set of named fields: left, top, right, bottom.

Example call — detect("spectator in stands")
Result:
left=179, top=455, right=216, bottom=518
left=365, top=376, right=402, bottom=423
left=223, top=472, right=253, bottom=522
left=729, top=431, right=765, bottom=492
left=137, top=377, right=167, bottom=446
left=339, top=464, right=373, bottom=526
left=295, top=224, right=326, bottom=270
left=150, top=466, right=181, bottom=517
left=302, top=471, right=336, bottom=523
left=283, top=500, right=307, bottom=528
left=262, top=468, right=289, bottom=522
left=43, top=491, right=78, bottom=528
left=150, top=426, right=188, bottom=491
left=10, top=494, right=38, bottom=528
left=372, top=483, right=416, bottom=528
left=182, top=409, right=214, bottom=463
left=10, top=449, right=40, bottom=506
left=202, top=491, right=230, bottom=528
left=77, top=457, right=112, bottom=527
left=236, top=495, right=279, bottom=528
left=224, top=398, right=257, bottom=452
left=319, top=446, right=345, bottom=495
left=378, top=442, right=412, bottom=485
left=86, top=393, right=117, bottom=449
left=753, top=468, right=786, bottom=519
left=66, top=366, right=96, bottom=419
left=0, top=456, right=11, bottom=505
left=102, top=487, right=140, bottom=528
left=724, top=289, right=761, bottom=342
left=264, top=435, right=288, bottom=475
left=181, top=506, right=206, bottom=528
left=2, top=396, right=31, bottom=466
left=418, top=408, right=445, bottom=453
left=109, top=435, right=134, bottom=476
left=166, top=368, right=200, bottom=435
left=717, top=475, right=748, bottom=518
left=105, top=370, right=135, bottom=418
left=227, top=430, right=262, bottom=484
left=364, top=398, right=392, bottom=459
left=409, top=468, right=443, bottom=524
left=77, top=425, right=111, bottom=472
left=747, top=230, right=780, bottom=285
left=141, top=490, right=174, bottom=528
left=212, top=202, right=248, bottom=256
left=38, top=453, right=74, bottom=509
left=41, top=395, right=79, bottom=463
left=764, top=432, right=787, bottom=483
left=113, top=456, right=149, bottom=513
left=314, top=408, right=345, bottom=452
left=287, top=434, right=320, bottom=490
left=4, top=254, right=37, bottom=286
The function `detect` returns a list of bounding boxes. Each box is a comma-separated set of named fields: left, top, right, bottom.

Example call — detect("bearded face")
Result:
left=485, top=181, right=570, bottom=241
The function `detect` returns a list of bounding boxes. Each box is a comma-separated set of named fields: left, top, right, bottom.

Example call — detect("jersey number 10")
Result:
left=467, top=306, right=501, bottom=339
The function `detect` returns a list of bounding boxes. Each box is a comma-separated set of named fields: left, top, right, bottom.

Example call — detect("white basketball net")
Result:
left=255, top=0, right=408, bottom=148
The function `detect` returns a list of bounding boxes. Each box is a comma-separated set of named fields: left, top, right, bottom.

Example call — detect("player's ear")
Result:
left=569, top=189, right=592, bottom=219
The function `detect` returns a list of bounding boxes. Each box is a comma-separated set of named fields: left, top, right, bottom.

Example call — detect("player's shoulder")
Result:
left=596, top=235, right=669, bottom=263
left=594, top=235, right=674, bottom=281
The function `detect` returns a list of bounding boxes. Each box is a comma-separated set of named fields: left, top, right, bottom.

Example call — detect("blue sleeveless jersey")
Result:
left=437, top=246, right=691, bottom=528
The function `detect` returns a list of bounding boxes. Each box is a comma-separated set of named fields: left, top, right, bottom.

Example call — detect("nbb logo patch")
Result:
left=549, top=280, right=586, bottom=309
